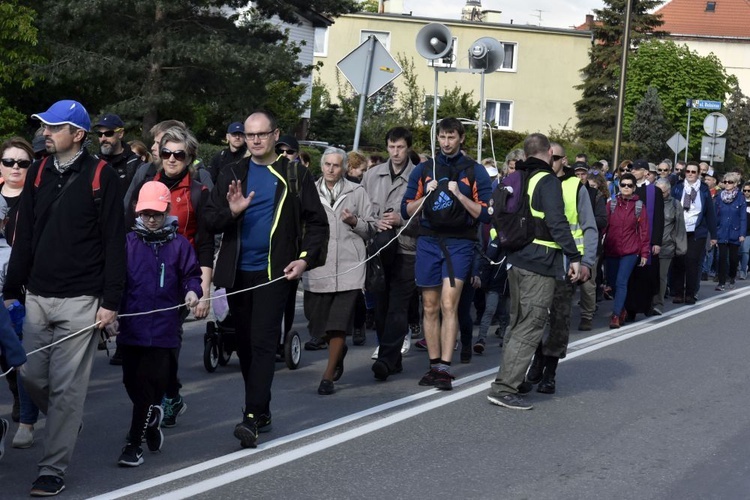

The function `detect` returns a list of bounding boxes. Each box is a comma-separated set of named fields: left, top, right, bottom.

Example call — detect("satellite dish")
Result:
left=416, top=23, right=453, bottom=60
left=468, top=37, right=505, bottom=73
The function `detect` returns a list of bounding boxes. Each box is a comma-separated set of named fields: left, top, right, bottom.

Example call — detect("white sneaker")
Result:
left=401, top=331, right=412, bottom=354
left=371, top=346, right=379, bottom=360
left=12, top=424, right=34, bottom=449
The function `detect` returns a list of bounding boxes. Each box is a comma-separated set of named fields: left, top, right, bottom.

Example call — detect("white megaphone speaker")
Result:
left=468, top=37, right=505, bottom=73
left=416, top=23, right=453, bottom=60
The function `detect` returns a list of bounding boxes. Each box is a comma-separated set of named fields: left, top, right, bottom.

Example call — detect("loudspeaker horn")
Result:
left=468, top=37, right=505, bottom=73
left=416, top=23, right=453, bottom=60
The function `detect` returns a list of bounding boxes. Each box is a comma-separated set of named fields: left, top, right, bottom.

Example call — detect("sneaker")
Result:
left=234, top=413, right=258, bottom=449
left=257, top=413, right=272, bottom=433
left=304, top=336, right=327, bottom=351
left=729, top=278, right=736, bottom=290
left=145, top=405, right=164, bottom=452
left=686, top=295, right=697, bottom=305
left=578, top=319, right=592, bottom=331
left=409, top=323, right=423, bottom=339
left=418, top=368, right=439, bottom=386
left=433, top=370, right=455, bottom=390
left=0, top=418, right=7, bottom=461
left=371, top=346, right=379, bottom=360
left=352, top=327, right=366, bottom=346
left=30, top=475, right=65, bottom=497
left=473, top=338, right=486, bottom=354
left=715, top=284, right=725, bottom=291
left=12, top=424, right=34, bottom=449
left=401, top=331, right=411, bottom=355
left=649, top=307, right=662, bottom=316
left=118, top=444, right=144, bottom=467
left=414, top=338, right=427, bottom=350
left=487, top=393, right=533, bottom=410
left=162, top=395, right=187, bottom=428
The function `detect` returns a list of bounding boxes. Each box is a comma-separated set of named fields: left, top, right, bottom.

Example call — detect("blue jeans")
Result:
left=606, top=254, right=639, bottom=315
left=740, top=238, right=750, bottom=278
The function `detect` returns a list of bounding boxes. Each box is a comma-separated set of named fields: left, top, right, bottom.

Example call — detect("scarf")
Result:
left=721, top=187, right=739, bottom=204
left=133, top=216, right=179, bottom=248
left=319, top=178, right=344, bottom=207
left=682, top=181, right=698, bottom=210
left=53, top=148, right=84, bottom=173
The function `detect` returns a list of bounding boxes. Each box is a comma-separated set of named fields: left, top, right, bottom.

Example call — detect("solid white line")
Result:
left=90, top=287, right=750, bottom=499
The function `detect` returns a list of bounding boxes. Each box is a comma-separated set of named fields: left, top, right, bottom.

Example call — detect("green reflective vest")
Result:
left=561, top=176, right=585, bottom=254
left=527, top=170, right=561, bottom=249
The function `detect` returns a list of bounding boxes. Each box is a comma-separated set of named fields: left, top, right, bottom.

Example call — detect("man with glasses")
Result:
left=204, top=109, right=328, bottom=449
left=3, top=100, right=126, bottom=497
left=657, top=161, right=671, bottom=180
left=94, top=114, right=143, bottom=194
left=671, top=161, right=717, bottom=304
left=207, top=122, right=248, bottom=183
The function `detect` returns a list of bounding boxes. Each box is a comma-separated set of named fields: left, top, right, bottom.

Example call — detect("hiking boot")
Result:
left=30, top=475, right=65, bottom=497
left=473, top=338, right=486, bottom=354
left=418, top=368, right=439, bottom=387
left=118, top=444, right=144, bottom=467
left=409, top=323, right=423, bottom=339
left=145, top=405, right=164, bottom=452
left=12, top=424, right=34, bottom=449
left=304, top=336, right=327, bottom=351
left=609, top=314, right=620, bottom=329
left=162, top=395, right=186, bottom=428
left=578, top=318, right=592, bottom=331
left=257, top=413, right=272, bottom=433
left=433, top=370, right=455, bottom=390
left=234, top=413, right=258, bottom=449
left=487, top=393, right=532, bottom=410
left=352, top=328, right=366, bottom=346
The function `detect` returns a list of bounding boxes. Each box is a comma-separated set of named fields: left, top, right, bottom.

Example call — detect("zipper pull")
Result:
left=160, top=262, right=165, bottom=288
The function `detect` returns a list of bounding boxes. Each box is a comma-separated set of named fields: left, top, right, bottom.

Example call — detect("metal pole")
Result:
left=477, top=71, right=485, bottom=160
left=611, top=0, right=633, bottom=171
left=709, top=114, right=718, bottom=166
left=432, top=67, right=439, bottom=159
left=353, top=36, right=376, bottom=151
left=684, top=105, right=692, bottom=163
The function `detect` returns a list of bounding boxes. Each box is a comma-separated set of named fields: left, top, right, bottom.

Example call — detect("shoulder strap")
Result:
left=91, top=160, right=107, bottom=202
left=635, top=200, right=643, bottom=220
left=610, top=198, right=617, bottom=214
left=33, top=156, right=51, bottom=189
left=286, top=158, right=299, bottom=198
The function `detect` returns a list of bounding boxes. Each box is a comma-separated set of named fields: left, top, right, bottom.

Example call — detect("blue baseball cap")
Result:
left=95, top=113, right=125, bottom=129
left=32, top=100, right=91, bottom=131
left=227, top=122, right=244, bottom=134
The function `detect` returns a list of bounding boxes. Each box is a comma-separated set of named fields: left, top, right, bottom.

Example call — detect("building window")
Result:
left=485, top=100, right=513, bottom=129
left=706, top=2, right=716, bottom=12
left=429, top=37, right=458, bottom=68
left=423, top=94, right=442, bottom=123
left=495, top=42, right=517, bottom=72
left=314, top=27, right=328, bottom=56
left=360, top=30, right=390, bottom=50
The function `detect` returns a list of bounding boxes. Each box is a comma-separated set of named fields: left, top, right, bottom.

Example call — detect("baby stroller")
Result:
left=203, top=288, right=302, bottom=372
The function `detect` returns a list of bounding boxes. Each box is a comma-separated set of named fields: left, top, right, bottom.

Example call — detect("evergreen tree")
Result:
left=629, top=86, right=671, bottom=160
left=575, top=0, right=666, bottom=140
left=725, top=86, right=750, bottom=167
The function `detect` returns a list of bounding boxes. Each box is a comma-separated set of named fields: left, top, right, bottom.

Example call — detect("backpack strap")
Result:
left=91, top=160, right=107, bottom=204
left=33, top=156, right=51, bottom=189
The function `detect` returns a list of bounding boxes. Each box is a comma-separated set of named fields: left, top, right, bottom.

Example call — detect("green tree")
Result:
left=629, top=86, right=671, bottom=160
left=20, top=0, right=359, bottom=142
left=725, top=86, right=750, bottom=170
left=359, top=0, right=379, bottom=13
left=575, top=0, right=665, bottom=140
left=395, top=53, right=424, bottom=130
left=436, top=85, right=480, bottom=121
left=625, top=39, right=734, bottom=156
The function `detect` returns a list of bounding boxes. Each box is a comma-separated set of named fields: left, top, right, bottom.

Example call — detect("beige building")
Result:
left=312, top=6, right=591, bottom=135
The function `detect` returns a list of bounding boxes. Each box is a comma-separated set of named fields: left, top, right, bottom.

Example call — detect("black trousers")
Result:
left=672, top=232, right=706, bottom=298
left=375, top=254, right=416, bottom=371
left=717, top=243, right=740, bottom=285
left=121, top=344, right=170, bottom=444
left=227, top=270, right=290, bottom=416
left=165, top=306, right=189, bottom=399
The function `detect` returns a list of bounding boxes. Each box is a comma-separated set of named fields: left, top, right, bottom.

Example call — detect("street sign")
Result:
left=703, top=112, right=728, bottom=137
left=700, top=136, right=726, bottom=162
left=337, top=38, right=402, bottom=97
left=666, top=132, right=687, bottom=154
left=689, top=99, right=722, bottom=110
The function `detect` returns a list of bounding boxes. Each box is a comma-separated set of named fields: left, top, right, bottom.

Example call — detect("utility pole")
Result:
left=611, top=0, right=634, bottom=173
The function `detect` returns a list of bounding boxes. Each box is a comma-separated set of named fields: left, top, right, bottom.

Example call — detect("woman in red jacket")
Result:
left=604, top=173, right=650, bottom=328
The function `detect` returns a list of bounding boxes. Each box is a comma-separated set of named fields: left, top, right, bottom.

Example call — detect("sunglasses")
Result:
left=276, top=148, right=297, bottom=156
left=685, top=170, right=699, bottom=174
left=96, top=129, right=121, bottom=138
left=552, top=155, right=565, bottom=162
left=724, top=180, right=736, bottom=184
left=657, top=168, right=669, bottom=172
left=620, top=183, right=635, bottom=188
left=743, top=190, right=750, bottom=193
left=160, top=149, right=187, bottom=162
left=1, top=158, right=31, bottom=169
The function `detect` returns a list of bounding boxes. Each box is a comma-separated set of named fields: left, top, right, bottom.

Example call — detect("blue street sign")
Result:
left=690, top=99, right=722, bottom=110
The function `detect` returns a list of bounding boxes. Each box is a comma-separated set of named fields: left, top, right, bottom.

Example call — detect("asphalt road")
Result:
left=2, top=282, right=750, bottom=499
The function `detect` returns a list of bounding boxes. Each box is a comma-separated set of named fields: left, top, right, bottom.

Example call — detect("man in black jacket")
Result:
left=207, top=122, right=248, bottom=183
left=94, top=113, right=143, bottom=194
left=4, top=100, right=125, bottom=497
left=203, top=110, right=328, bottom=450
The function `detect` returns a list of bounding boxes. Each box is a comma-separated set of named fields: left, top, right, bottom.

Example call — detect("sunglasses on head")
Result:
left=160, top=149, right=187, bottom=162
left=1, top=158, right=31, bottom=169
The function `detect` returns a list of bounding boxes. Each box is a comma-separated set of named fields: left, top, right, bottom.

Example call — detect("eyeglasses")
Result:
left=620, top=183, right=634, bottom=188
left=139, top=212, right=166, bottom=223
left=552, top=155, right=565, bottom=162
left=245, top=130, right=275, bottom=141
left=96, top=129, right=122, bottom=138
left=724, top=180, right=736, bottom=184
left=621, top=167, right=632, bottom=172
left=657, top=168, right=669, bottom=172
left=1, top=158, right=31, bottom=169
left=160, top=149, right=187, bottom=162
left=43, top=124, right=66, bottom=133
left=685, top=170, right=699, bottom=174
left=276, top=148, right=297, bottom=156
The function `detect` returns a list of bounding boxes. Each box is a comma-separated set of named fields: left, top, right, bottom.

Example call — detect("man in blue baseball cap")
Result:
left=4, top=99, right=126, bottom=497
left=207, top=121, right=247, bottom=183
left=94, top=113, right=144, bottom=194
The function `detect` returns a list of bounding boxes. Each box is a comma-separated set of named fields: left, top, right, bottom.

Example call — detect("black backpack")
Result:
left=421, top=158, right=476, bottom=233
left=490, top=169, right=549, bottom=251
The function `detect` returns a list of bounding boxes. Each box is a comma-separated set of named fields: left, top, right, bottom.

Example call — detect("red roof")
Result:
left=654, top=0, right=750, bottom=38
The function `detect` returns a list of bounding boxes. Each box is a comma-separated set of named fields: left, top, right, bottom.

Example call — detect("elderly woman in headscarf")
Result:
left=303, top=147, right=375, bottom=395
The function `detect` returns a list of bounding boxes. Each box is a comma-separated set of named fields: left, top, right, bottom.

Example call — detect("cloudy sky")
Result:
left=402, top=0, right=607, bottom=29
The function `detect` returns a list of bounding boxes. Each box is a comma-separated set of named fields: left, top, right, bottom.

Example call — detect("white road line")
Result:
left=90, top=287, right=750, bottom=499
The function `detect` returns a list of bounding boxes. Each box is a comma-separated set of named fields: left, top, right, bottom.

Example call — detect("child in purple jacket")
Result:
left=115, top=182, right=202, bottom=467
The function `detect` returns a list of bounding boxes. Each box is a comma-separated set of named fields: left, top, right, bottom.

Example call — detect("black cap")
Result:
left=632, top=159, right=649, bottom=170
left=227, top=122, right=244, bottom=134
left=277, top=135, right=299, bottom=151
left=572, top=161, right=588, bottom=172
left=94, top=113, right=124, bottom=129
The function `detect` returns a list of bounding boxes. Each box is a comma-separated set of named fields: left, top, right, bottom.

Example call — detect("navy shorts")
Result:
left=415, top=236, right=475, bottom=288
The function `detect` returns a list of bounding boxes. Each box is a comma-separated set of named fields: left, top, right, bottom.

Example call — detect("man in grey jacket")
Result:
left=361, top=127, right=417, bottom=381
